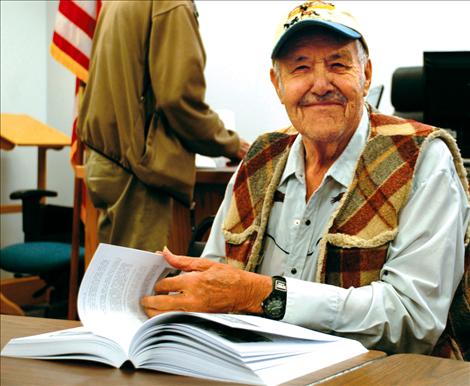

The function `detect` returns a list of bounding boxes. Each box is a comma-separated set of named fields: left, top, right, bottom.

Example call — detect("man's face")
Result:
left=271, top=31, right=372, bottom=147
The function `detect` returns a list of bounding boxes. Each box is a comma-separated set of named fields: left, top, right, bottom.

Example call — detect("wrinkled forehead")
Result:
left=276, top=27, right=357, bottom=60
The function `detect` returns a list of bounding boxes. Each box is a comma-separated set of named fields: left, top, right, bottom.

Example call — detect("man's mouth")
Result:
left=299, top=92, right=347, bottom=107
left=300, top=101, right=344, bottom=107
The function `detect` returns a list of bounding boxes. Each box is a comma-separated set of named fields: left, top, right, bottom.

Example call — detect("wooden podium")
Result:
left=0, top=113, right=71, bottom=214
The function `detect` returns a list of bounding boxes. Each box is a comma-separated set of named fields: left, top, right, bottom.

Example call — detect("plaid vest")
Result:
left=223, top=110, right=470, bottom=360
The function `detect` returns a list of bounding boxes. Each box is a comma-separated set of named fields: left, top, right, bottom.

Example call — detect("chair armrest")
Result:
left=10, top=189, right=58, bottom=200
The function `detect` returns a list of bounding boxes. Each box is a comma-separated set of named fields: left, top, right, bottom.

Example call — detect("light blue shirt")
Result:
left=203, top=108, right=470, bottom=354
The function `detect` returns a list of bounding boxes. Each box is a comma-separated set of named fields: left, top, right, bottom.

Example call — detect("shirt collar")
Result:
left=280, top=106, right=370, bottom=188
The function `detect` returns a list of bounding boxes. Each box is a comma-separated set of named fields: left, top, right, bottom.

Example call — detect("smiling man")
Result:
left=270, top=30, right=371, bottom=198
left=142, top=1, right=470, bottom=360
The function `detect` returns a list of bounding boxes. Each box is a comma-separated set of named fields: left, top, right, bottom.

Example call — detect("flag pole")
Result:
left=68, top=138, right=84, bottom=320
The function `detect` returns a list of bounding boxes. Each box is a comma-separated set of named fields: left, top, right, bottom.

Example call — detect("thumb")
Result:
left=162, top=247, right=215, bottom=272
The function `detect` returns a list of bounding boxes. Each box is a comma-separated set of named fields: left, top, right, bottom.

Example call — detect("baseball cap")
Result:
left=271, top=1, right=368, bottom=59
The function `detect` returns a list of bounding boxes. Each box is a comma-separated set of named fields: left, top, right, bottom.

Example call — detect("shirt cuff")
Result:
left=283, top=277, right=342, bottom=332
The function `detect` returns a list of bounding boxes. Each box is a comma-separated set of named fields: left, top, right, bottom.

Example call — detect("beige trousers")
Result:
left=84, top=150, right=173, bottom=252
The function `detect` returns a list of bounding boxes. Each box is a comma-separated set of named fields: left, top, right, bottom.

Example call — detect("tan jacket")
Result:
left=78, top=1, right=240, bottom=205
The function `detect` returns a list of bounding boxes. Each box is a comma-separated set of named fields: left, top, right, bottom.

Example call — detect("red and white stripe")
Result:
left=50, top=0, right=101, bottom=166
left=50, top=0, right=101, bottom=82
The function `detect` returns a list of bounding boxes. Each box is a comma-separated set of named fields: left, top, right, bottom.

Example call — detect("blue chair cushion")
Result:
left=0, top=242, right=85, bottom=275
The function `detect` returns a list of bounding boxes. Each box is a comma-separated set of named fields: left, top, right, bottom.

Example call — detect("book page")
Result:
left=1, top=327, right=128, bottom=368
left=129, top=312, right=367, bottom=386
left=140, top=312, right=340, bottom=342
left=77, top=243, right=172, bottom=350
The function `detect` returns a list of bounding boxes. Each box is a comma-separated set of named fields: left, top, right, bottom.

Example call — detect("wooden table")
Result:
left=0, top=113, right=71, bottom=214
left=0, top=315, right=385, bottom=386
left=319, top=352, right=470, bottom=386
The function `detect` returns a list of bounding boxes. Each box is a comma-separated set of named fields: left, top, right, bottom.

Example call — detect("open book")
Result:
left=1, top=243, right=367, bottom=385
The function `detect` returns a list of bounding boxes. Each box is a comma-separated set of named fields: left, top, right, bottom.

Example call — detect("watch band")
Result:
left=261, top=276, right=287, bottom=320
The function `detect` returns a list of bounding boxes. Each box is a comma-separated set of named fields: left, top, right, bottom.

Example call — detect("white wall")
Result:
left=1, top=1, right=469, bottom=250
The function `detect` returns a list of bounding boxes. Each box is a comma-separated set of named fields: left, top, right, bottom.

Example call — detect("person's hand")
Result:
left=237, top=138, right=250, bottom=160
left=141, top=248, right=272, bottom=318
left=227, top=138, right=250, bottom=166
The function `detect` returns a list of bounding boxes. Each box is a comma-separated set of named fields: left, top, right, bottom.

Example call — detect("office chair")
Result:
left=391, top=66, right=424, bottom=121
left=0, top=189, right=84, bottom=318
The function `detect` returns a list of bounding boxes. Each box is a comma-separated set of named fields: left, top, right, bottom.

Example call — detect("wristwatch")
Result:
left=261, top=276, right=287, bottom=320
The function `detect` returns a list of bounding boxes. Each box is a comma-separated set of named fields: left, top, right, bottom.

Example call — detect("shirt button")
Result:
left=291, top=268, right=297, bottom=275
left=305, top=219, right=311, bottom=226
left=294, top=219, right=300, bottom=226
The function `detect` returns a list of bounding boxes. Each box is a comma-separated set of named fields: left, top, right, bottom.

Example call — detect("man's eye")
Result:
left=331, top=62, right=348, bottom=69
left=293, top=65, right=309, bottom=72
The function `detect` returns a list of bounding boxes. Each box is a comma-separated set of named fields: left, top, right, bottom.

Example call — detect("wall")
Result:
left=1, top=1, right=469, bottom=253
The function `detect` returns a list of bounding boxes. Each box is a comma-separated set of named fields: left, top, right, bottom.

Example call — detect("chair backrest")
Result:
left=28, top=204, right=75, bottom=243
left=10, top=189, right=83, bottom=243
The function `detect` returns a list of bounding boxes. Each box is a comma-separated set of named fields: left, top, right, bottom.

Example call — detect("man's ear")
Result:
left=362, top=58, right=372, bottom=97
left=270, top=67, right=285, bottom=104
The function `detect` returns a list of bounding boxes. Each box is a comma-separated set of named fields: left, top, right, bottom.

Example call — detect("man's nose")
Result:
left=309, top=67, right=334, bottom=96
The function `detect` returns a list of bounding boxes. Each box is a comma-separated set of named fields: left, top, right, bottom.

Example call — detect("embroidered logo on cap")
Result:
left=283, top=1, right=336, bottom=30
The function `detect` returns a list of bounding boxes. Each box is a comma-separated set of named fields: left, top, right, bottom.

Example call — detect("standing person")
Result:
left=78, top=1, right=249, bottom=252
left=142, top=1, right=470, bottom=360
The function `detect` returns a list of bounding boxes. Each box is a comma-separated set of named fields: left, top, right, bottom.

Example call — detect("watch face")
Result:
left=264, top=296, right=285, bottom=319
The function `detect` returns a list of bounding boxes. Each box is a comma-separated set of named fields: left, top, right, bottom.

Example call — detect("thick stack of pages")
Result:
left=1, top=244, right=367, bottom=386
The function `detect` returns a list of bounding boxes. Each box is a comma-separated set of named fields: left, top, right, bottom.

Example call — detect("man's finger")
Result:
left=154, top=274, right=192, bottom=293
left=162, top=247, right=216, bottom=272
left=143, top=307, right=161, bottom=318
left=141, top=293, right=187, bottom=311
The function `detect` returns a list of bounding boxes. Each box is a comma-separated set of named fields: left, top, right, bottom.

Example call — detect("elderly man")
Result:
left=142, top=1, right=469, bottom=360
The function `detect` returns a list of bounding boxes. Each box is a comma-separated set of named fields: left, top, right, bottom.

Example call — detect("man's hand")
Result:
left=141, top=248, right=272, bottom=318
left=237, top=138, right=250, bottom=160
left=227, top=138, right=250, bottom=166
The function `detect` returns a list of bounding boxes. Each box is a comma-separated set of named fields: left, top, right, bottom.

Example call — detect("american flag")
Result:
left=50, top=1, right=102, bottom=319
left=50, top=0, right=102, bottom=164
